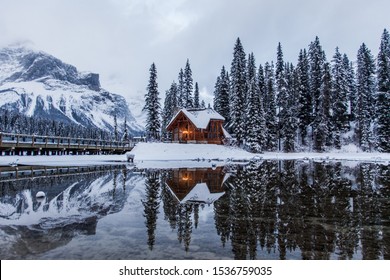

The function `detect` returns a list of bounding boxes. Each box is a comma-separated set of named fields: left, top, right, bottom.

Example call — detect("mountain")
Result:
left=0, top=45, right=143, bottom=135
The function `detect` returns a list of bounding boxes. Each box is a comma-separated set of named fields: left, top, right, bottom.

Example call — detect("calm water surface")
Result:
left=0, top=160, right=389, bottom=260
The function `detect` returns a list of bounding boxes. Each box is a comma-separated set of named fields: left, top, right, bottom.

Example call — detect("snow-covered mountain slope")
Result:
left=0, top=45, right=143, bottom=134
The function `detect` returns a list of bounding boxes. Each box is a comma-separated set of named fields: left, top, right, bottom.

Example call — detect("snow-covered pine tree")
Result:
left=215, top=66, right=231, bottom=123
left=184, top=59, right=194, bottom=108
left=376, top=29, right=390, bottom=152
left=309, top=37, right=327, bottom=122
left=143, top=62, right=161, bottom=141
left=264, top=62, right=278, bottom=151
left=122, top=117, right=129, bottom=142
left=213, top=75, right=221, bottom=111
left=244, top=54, right=266, bottom=153
left=201, top=100, right=206, bottom=108
left=257, top=64, right=268, bottom=151
left=161, top=81, right=178, bottom=140
left=331, top=47, right=349, bottom=149
left=356, top=43, right=376, bottom=151
left=230, top=38, right=247, bottom=145
left=275, top=43, right=288, bottom=151
left=343, top=55, right=357, bottom=122
left=296, top=49, right=311, bottom=147
left=113, top=112, right=118, bottom=141
left=313, top=62, right=332, bottom=152
left=282, top=63, right=299, bottom=152
left=177, top=68, right=185, bottom=108
left=194, top=82, right=200, bottom=108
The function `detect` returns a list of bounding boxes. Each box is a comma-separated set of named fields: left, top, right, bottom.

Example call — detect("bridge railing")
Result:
left=0, top=132, right=135, bottom=150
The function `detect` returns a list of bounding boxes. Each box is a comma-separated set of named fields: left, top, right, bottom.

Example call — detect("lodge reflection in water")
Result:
left=166, top=167, right=226, bottom=204
left=143, top=161, right=390, bottom=260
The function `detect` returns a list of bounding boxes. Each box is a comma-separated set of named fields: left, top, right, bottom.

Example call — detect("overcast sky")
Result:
left=1, top=0, right=389, bottom=105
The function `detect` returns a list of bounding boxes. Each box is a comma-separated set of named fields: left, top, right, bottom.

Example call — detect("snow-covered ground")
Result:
left=130, top=142, right=390, bottom=162
left=0, top=142, right=389, bottom=168
left=0, top=154, right=126, bottom=167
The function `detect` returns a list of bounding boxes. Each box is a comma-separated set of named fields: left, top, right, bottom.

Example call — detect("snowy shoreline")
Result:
left=0, top=142, right=389, bottom=168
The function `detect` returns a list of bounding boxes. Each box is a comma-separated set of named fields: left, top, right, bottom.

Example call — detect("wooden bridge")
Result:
left=0, top=132, right=136, bottom=156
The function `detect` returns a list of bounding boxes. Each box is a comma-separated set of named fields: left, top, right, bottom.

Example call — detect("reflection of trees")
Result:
left=142, top=171, right=161, bottom=250
left=213, top=161, right=390, bottom=260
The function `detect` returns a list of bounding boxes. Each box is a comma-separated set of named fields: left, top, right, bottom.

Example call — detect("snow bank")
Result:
left=130, top=143, right=390, bottom=166
left=130, top=142, right=255, bottom=161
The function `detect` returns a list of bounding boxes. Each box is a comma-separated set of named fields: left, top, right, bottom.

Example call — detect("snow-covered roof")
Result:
left=167, top=182, right=225, bottom=205
left=167, top=108, right=225, bottom=129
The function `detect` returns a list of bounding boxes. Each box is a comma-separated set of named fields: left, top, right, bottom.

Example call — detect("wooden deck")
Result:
left=0, top=132, right=135, bottom=155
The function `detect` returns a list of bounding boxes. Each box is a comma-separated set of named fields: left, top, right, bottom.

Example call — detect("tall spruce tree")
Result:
left=296, top=49, right=311, bottom=146
left=282, top=63, right=299, bottom=152
left=162, top=82, right=178, bottom=140
left=344, top=55, right=357, bottom=121
left=313, top=62, right=332, bottom=151
left=244, top=54, right=266, bottom=152
left=143, top=62, right=161, bottom=141
left=230, top=37, right=247, bottom=145
left=356, top=43, right=376, bottom=151
left=194, top=82, right=200, bottom=108
left=376, top=29, right=390, bottom=152
left=264, top=62, right=278, bottom=151
left=309, top=37, right=327, bottom=120
left=184, top=59, right=194, bottom=108
left=331, top=47, right=349, bottom=149
left=275, top=43, right=288, bottom=151
left=213, top=66, right=231, bottom=122
left=177, top=68, right=185, bottom=108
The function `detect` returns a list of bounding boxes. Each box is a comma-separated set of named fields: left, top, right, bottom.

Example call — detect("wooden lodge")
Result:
left=166, top=108, right=230, bottom=144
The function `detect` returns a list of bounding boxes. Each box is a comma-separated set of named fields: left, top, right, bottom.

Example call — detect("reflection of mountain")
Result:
left=165, top=167, right=226, bottom=204
left=0, top=167, right=134, bottom=259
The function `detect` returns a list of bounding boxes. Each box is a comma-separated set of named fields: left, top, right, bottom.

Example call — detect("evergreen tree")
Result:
left=143, top=62, right=161, bottom=141
left=376, top=29, right=390, bottom=152
left=184, top=59, right=194, bottom=108
left=161, top=82, right=178, bottom=140
left=200, top=100, right=206, bottom=108
left=113, top=112, right=118, bottom=141
left=356, top=43, right=376, bottom=151
left=264, top=62, right=278, bottom=151
left=177, top=68, right=185, bottom=108
left=282, top=63, right=299, bottom=152
left=344, top=55, right=357, bottom=121
left=213, top=75, right=221, bottom=112
left=309, top=36, right=327, bottom=118
left=194, top=82, right=200, bottom=108
left=313, top=62, right=332, bottom=151
left=331, top=47, right=349, bottom=149
left=230, top=38, right=247, bottom=145
left=296, top=49, right=311, bottom=146
left=244, top=54, right=266, bottom=152
left=122, top=117, right=129, bottom=142
left=213, top=66, right=230, bottom=123
left=275, top=43, right=288, bottom=151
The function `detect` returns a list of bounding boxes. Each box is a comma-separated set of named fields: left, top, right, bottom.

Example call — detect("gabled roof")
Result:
left=167, top=182, right=225, bottom=205
left=167, top=108, right=225, bottom=130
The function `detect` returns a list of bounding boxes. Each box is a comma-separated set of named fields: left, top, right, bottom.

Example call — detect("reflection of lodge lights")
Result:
left=182, top=130, right=188, bottom=134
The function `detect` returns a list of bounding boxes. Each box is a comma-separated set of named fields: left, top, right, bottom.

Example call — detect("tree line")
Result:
left=0, top=108, right=113, bottom=140
left=144, top=29, right=390, bottom=153
left=214, top=30, right=390, bottom=153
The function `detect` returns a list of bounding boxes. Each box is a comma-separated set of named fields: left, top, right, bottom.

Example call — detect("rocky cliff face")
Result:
left=0, top=45, right=143, bottom=134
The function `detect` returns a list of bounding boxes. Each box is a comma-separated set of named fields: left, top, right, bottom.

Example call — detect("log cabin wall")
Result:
left=167, top=110, right=225, bottom=144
